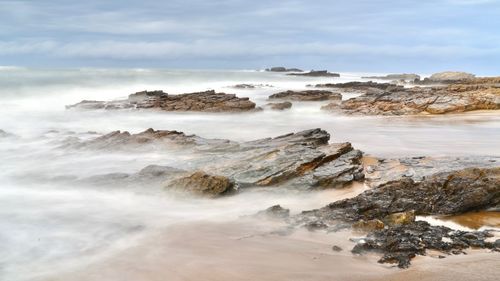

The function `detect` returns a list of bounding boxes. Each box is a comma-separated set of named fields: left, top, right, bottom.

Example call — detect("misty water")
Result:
left=1, top=68, right=499, bottom=280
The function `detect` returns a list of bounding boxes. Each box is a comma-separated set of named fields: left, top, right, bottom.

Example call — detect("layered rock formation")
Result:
left=415, top=71, right=476, bottom=84
left=269, top=90, right=342, bottom=101
left=319, top=79, right=500, bottom=115
left=65, top=128, right=365, bottom=195
left=67, top=90, right=257, bottom=112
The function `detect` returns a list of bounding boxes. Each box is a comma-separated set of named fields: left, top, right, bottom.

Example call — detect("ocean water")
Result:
left=0, top=68, right=499, bottom=280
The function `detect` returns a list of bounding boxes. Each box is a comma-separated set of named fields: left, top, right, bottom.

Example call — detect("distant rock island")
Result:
left=265, top=66, right=303, bottom=72
left=287, top=70, right=340, bottom=77
left=362, top=73, right=421, bottom=81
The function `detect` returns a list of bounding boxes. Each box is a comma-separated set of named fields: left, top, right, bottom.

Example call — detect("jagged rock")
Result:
left=267, top=101, right=292, bottom=110
left=269, top=90, right=342, bottom=101
left=351, top=221, right=497, bottom=268
left=67, top=90, right=257, bottom=112
left=315, top=81, right=401, bottom=92
left=265, top=67, right=303, bottom=72
left=166, top=171, right=235, bottom=197
left=362, top=74, right=421, bottom=81
left=320, top=79, right=500, bottom=115
left=288, top=70, right=340, bottom=77
left=254, top=205, right=290, bottom=219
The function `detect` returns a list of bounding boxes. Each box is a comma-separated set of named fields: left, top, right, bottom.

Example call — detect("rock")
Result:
left=255, top=205, right=290, bottom=219
left=230, top=84, right=273, bottom=89
left=288, top=70, right=340, bottom=77
left=315, top=81, right=401, bottom=92
left=362, top=74, right=421, bottom=81
left=65, top=128, right=364, bottom=192
left=267, top=101, right=292, bottom=110
left=166, top=171, right=236, bottom=197
left=268, top=90, right=342, bottom=101
left=351, top=221, right=497, bottom=268
left=383, top=211, right=415, bottom=226
left=265, top=67, right=303, bottom=72
left=0, top=129, right=10, bottom=138
left=62, top=128, right=238, bottom=151
left=426, top=71, right=476, bottom=83
left=321, top=79, right=500, bottom=115
left=332, top=245, right=343, bottom=252
left=67, top=90, right=257, bottom=112
left=352, top=219, right=385, bottom=231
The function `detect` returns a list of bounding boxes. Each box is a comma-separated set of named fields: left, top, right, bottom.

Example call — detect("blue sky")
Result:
left=1, top=0, right=499, bottom=74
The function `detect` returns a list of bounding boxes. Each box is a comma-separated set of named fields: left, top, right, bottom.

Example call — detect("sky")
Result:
left=0, top=0, right=499, bottom=74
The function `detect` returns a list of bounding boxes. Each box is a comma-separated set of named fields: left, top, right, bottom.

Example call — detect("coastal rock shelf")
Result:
left=319, top=78, right=500, bottom=115
left=269, top=90, right=342, bottom=101
left=288, top=70, right=340, bottom=77
left=67, top=90, right=257, bottom=112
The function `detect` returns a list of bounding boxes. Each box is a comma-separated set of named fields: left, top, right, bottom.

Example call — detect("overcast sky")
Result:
left=1, top=0, right=499, bottom=73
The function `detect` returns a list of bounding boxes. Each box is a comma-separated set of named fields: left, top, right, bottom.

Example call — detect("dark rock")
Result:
left=265, top=67, right=303, bottom=72
left=0, top=129, right=10, bottom=138
left=332, top=245, right=343, bottom=252
left=267, top=101, right=292, bottom=110
left=288, top=70, right=340, bottom=77
left=230, top=84, right=273, bottom=89
left=269, top=90, right=342, bottom=101
left=67, top=90, right=257, bottom=112
left=352, top=219, right=385, bottom=231
left=255, top=205, right=290, bottom=220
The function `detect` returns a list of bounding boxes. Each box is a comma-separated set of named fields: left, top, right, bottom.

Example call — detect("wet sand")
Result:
left=43, top=219, right=500, bottom=281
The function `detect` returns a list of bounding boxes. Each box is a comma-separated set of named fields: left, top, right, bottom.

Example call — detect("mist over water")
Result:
left=1, top=68, right=499, bottom=281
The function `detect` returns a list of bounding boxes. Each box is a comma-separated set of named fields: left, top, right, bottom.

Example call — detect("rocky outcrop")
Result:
left=288, top=70, right=340, bottom=77
left=320, top=80, right=500, bottom=115
left=254, top=205, right=290, bottom=220
left=166, top=171, right=236, bottom=197
left=67, top=90, right=257, bottom=112
left=362, top=74, right=421, bottom=81
left=62, top=128, right=238, bottom=152
left=269, top=90, right=342, bottom=101
left=291, top=166, right=500, bottom=267
left=62, top=128, right=364, bottom=195
left=351, top=221, right=498, bottom=268
left=267, top=101, right=292, bottom=110
left=417, top=71, right=476, bottom=84
left=265, top=67, right=303, bottom=72
left=315, top=81, right=401, bottom=92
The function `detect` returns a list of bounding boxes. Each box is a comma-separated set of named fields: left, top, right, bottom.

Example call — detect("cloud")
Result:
left=1, top=40, right=497, bottom=61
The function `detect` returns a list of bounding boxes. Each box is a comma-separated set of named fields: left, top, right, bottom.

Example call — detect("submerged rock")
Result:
left=267, top=101, right=292, bottom=110
left=254, top=205, right=290, bottom=220
left=269, top=90, right=342, bottom=101
left=0, top=129, right=10, bottom=138
left=288, top=70, right=340, bottom=77
left=67, top=90, right=257, bottom=112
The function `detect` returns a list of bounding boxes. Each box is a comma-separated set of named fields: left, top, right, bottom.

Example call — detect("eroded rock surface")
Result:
left=67, top=90, right=256, bottom=112
left=269, top=90, right=342, bottom=101
left=166, top=171, right=236, bottom=197
left=319, top=80, right=500, bottom=115
left=416, top=71, right=476, bottom=84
